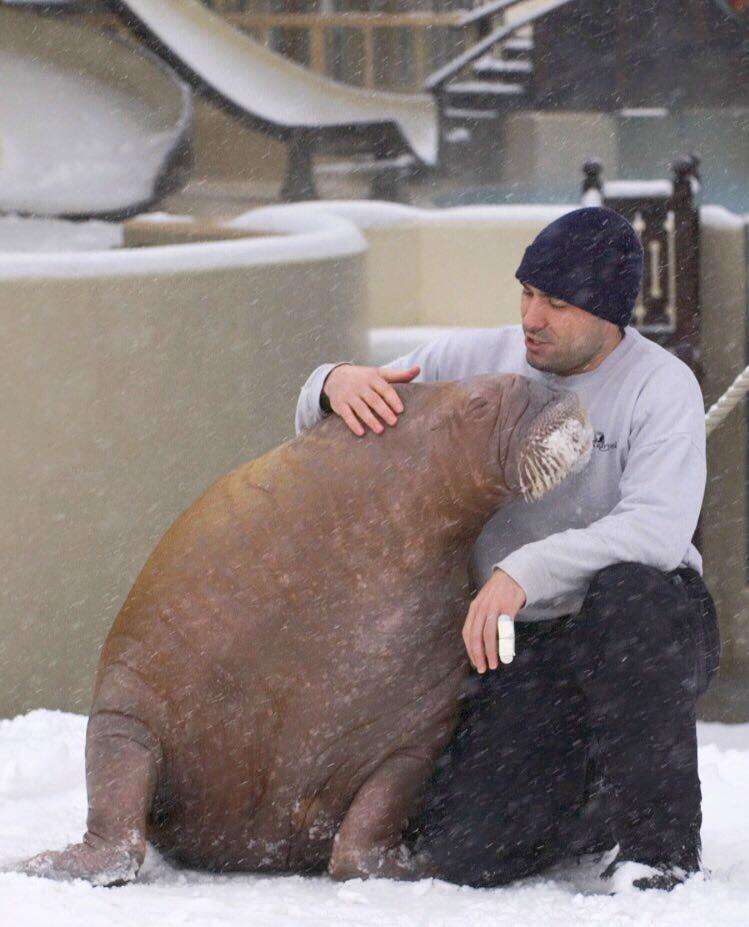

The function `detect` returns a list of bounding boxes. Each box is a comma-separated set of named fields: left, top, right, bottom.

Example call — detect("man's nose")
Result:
left=522, top=295, right=548, bottom=331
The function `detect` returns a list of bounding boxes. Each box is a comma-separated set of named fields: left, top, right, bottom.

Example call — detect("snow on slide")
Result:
left=0, top=6, right=192, bottom=218
left=1, top=711, right=749, bottom=926
left=112, top=0, right=439, bottom=166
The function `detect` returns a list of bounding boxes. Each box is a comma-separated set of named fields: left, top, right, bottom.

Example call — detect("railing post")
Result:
left=370, top=168, right=407, bottom=204
left=309, top=21, right=326, bottom=74
left=363, top=23, right=376, bottom=88
left=413, top=25, right=428, bottom=92
left=581, top=159, right=603, bottom=196
left=281, top=132, right=318, bottom=202
left=670, top=154, right=702, bottom=376
left=477, top=16, right=493, bottom=42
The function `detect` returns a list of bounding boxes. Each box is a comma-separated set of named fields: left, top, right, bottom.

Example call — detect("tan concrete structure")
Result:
left=500, top=112, right=619, bottom=191
left=191, top=99, right=287, bottom=190
left=0, top=209, right=367, bottom=718
left=699, top=206, right=749, bottom=721
left=307, top=202, right=573, bottom=329
left=1, top=202, right=746, bottom=720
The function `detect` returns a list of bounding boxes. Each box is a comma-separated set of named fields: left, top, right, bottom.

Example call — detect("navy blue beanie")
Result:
left=515, top=207, right=644, bottom=328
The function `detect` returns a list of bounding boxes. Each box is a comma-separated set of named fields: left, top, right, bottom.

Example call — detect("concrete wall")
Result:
left=500, top=112, right=618, bottom=194
left=498, top=108, right=749, bottom=214
left=191, top=99, right=287, bottom=188
left=0, top=209, right=367, bottom=718
left=312, top=202, right=574, bottom=331
left=699, top=206, right=749, bottom=721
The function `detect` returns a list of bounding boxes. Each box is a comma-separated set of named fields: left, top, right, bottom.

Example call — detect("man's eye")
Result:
left=549, top=300, right=568, bottom=309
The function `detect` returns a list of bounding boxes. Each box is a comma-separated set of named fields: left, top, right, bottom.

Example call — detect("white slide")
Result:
left=0, top=5, right=192, bottom=218
left=113, top=0, right=439, bottom=167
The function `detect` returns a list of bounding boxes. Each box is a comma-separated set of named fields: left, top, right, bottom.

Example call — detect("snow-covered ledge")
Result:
left=119, top=200, right=576, bottom=330
left=0, top=206, right=368, bottom=720
left=699, top=204, right=749, bottom=720
left=0, top=208, right=367, bottom=278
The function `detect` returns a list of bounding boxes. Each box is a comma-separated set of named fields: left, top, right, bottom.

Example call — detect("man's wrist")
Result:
left=319, top=363, right=351, bottom=414
left=493, top=566, right=527, bottom=610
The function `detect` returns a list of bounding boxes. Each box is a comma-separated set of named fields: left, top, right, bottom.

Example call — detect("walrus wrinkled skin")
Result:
left=20, top=374, right=591, bottom=886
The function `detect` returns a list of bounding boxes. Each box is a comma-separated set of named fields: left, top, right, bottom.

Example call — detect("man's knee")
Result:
left=572, top=562, right=700, bottom=696
left=585, top=562, right=674, bottom=613
left=578, top=562, right=685, bottom=648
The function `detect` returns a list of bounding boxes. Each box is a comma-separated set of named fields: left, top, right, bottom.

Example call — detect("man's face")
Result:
left=520, top=282, right=619, bottom=376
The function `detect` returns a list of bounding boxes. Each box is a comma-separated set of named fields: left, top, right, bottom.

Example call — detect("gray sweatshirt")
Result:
left=294, top=325, right=706, bottom=621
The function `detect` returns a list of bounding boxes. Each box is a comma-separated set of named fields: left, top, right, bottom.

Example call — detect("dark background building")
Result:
left=534, top=0, right=749, bottom=110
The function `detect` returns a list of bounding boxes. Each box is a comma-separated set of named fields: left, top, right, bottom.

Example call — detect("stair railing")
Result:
left=426, top=0, right=580, bottom=93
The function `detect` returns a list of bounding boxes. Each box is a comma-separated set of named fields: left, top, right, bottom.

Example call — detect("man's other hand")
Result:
left=463, top=570, right=527, bottom=673
left=322, top=363, right=420, bottom=437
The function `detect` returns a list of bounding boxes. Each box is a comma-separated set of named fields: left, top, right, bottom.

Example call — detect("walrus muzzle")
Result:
left=517, top=389, right=593, bottom=501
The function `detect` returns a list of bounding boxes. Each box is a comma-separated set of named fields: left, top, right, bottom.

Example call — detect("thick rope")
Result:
left=705, top=365, right=749, bottom=436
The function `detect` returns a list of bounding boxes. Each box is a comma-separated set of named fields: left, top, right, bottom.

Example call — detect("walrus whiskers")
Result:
left=520, top=415, right=593, bottom=502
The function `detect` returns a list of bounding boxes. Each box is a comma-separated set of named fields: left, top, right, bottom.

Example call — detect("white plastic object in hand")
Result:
left=498, top=614, right=515, bottom=665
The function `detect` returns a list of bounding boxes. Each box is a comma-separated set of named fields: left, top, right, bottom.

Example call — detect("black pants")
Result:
left=412, top=562, right=721, bottom=887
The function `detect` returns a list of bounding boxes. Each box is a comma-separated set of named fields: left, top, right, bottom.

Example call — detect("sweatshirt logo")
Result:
left=593, top=431, right=618, bottom=452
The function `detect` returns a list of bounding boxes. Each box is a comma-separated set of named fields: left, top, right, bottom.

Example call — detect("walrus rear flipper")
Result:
left=19, top=711, right=161, bottom=886
left=328, top=747, right=439, bottom=881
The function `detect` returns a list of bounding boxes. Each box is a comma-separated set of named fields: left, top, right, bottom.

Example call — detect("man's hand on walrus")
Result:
left=463, top=570, right=526, bottom=673
left=322, top=363, right=421, bottom=436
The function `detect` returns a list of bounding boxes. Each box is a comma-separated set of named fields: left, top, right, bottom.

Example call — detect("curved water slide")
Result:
left=0, top=4, right=193, bottom=218
left=110, top=0, right=439, bottom=171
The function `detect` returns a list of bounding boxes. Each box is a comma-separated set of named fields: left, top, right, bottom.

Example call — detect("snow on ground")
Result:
left=1, top=711, right=748, bottom=926
left=0, top=217, right=123, bottom=252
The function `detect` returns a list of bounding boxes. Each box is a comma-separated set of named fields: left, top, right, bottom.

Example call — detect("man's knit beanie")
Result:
left=515, top=207, right=644, bottom=328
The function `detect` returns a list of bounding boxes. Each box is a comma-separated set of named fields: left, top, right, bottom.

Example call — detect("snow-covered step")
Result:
left=315, top=154, right=417, bottom=178
left=443, top=126, right=473, bottom=145
left=445, top=81, right=526, bottom=96
left=502, top=37, right=535, bottom=60
left=472, top=57, right=534, bottom=79
left=443, top=80, right=527, bottom=111
left=513, top=24, right=534, bottom=40
left=443, top=106, right=502, bottom=122
left=474, top=57, right=533, bottom=76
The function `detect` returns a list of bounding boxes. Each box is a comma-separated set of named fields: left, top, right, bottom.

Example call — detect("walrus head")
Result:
left=448, top=374, right=593, bottom=504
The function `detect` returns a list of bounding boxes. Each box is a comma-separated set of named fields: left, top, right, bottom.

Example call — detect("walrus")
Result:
left=19, top=374, right=591, bottom=886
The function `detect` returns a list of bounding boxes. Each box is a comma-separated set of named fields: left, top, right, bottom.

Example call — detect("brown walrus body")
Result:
left=22, top=375, right=591, bottom=885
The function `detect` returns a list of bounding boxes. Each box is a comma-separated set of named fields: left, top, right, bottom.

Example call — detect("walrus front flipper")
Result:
left=19, top=712, right=161, bottom=887
left=328, top=748, right=436, bottom=881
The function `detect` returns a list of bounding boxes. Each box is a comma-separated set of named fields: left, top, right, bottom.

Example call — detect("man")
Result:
left=294, top=207, right=720, bottom=892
